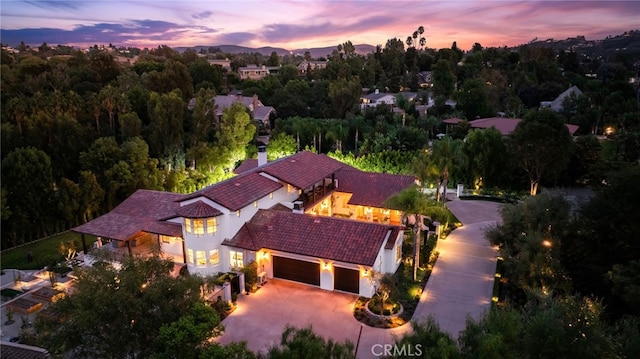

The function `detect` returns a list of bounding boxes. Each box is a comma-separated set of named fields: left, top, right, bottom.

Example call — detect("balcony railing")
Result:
left=297, top=183, right=335, bottom=208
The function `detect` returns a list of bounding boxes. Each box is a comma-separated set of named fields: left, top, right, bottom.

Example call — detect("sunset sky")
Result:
left=1, top=1, right=638, bottom=51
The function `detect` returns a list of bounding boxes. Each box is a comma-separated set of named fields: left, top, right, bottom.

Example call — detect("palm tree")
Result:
left=384, top=186, right=431, bottom=281
left=430, top=136, right=467, bottom=201
left=99, top=84, right=119, bottom=134
left=325, top=119, right=349, bottom=152
left=411, top=150, right=444, bottom=202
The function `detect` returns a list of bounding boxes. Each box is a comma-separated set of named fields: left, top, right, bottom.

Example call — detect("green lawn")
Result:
left=1, top=232, right=97, bottom=271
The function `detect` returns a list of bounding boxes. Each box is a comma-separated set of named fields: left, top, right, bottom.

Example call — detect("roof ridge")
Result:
left=242, top=219, right=260, bottom=250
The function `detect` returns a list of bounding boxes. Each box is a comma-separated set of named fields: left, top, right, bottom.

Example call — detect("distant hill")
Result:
left=175, top=43, right=376, bottom=58
left=521, top=30, right=640, bottom=61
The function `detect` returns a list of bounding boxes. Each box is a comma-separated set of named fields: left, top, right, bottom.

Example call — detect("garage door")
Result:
left=273, top=256, right=320, bottom=286
left=334, top=266, right=359, bottom=294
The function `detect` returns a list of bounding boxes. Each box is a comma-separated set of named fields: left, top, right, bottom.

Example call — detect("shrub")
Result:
left=241, top=260, right=258, bottom=292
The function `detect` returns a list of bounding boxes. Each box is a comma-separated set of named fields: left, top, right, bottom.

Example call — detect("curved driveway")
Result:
left=411, top=198, right=503, bottom=339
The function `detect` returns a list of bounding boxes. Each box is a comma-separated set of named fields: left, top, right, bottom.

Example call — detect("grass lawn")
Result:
left=1, top=232, right=97, bottom=271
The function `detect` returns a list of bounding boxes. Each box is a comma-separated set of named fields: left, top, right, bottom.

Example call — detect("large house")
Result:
left=187, top=94, right=276, bottom=134
left=238, top=65, right=280, bottom=80
left=73, top=150, right=415, bottom=297
left=297, top=60, right=328, bottom=75
left=360, top=90, right=418, bottom=110
left=540, top=85, right=584, bottom=112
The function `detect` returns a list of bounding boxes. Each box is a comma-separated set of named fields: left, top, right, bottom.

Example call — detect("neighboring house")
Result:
left=238, top=64, right=280, bottom=80
left=297, top=60, right=328, bottom=75
left=207, top=58, right=231, bottom=71
left=417, top=71, right=433, bottom=88
left=187, top=94, right=276, bottom=134
left=443, top=117, right=580, bottom=136
left=540, top=85, right=584, bottom=112
left=360, top=90, right=418, bottom=110
left=74, top=150, right=415, bottom=297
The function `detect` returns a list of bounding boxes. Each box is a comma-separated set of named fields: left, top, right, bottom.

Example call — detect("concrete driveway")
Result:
left=409, top=197, right=504, bottom=338
left=216, top=198, right=505, bottom=357
left=215, top=279, right=409, bottom=358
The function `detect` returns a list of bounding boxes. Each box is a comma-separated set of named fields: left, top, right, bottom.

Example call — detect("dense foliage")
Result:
left=2, top=31, right=638, bottom=251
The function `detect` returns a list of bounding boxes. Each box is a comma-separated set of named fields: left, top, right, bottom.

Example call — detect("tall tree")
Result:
left=1, top=147, right=54, bottom=247
left=431, top=59, right=456, bottom=99
left=98, top=84, right=119, bottom=134
left=216, top=102, right=256, bottom=172
left=384, top=186, right=432, bottom=281
left=510, top=109, right=573, bottom=195
left=463, top=128, right=508, bottom=189
left=189, top=88, right=216, bottom=147
left=148, top=89, right=185, bottom=165
left=430, top=136, right=467, bottom=201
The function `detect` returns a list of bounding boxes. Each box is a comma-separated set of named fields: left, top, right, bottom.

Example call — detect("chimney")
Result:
left=257, top=145, right=267, bottom=166
left=375, top=88, right=379, bottom=94
left=292, top=201, right=304, bottom=214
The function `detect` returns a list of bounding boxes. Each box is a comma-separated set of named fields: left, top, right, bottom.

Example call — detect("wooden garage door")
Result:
left=273, top=256, right=320, bottom=286
left=334, top=266, right=359, bottom=294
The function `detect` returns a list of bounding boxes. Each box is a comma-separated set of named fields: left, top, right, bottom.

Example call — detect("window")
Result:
left=193, top=219, right=204, bottom=235
left=206, top=218, right=216, bottom=234
left=160, top=235, right=171, bottom=244
left=287, top=184, right=295, bottom=193
left=209, top=249, right=219, bottom=265
left=230, top=251, right=244, bottom=268
left=196, top=251, right=206, bottom=266
left=184, top=218, right=192, bottom=234
left=187, top=249, right=194, bottom=264
left=396, top=242, right=402, bottom=262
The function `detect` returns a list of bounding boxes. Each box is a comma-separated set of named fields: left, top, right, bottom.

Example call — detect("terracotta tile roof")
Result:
left=1, top=342, right=51, bottom=359
left=469, top=117, right=521, bottom=135
left=336, top=168, right=415, bottom=208
left=185, top=172, right=282, bottom=211
left=385, top=227, right=403, bottom=249
left=233, top=158, right=259, bottom=174
left=443, top=117, right=465, bottom=124
left=141, top=221, right=183, bottom=238
left=469, top=117, right=579, bottom=135
left=73, top=189, right=184, bottom=241
left=223, top=210, right=400, bottom=266
left=269, top=203, right=292, bottom=212
left=176, top=200, right=222, bottom=218
left=260, top=151, right=346, bottom=189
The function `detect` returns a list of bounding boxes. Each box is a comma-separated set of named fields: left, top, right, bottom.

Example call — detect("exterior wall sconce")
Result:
left=270, top=192, right=273, bottom=199
left=322, top=262, right=331, bottom=270
left=262, top=251, right=269, bottom=259
left=236, top=210, right=241, bottom=217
